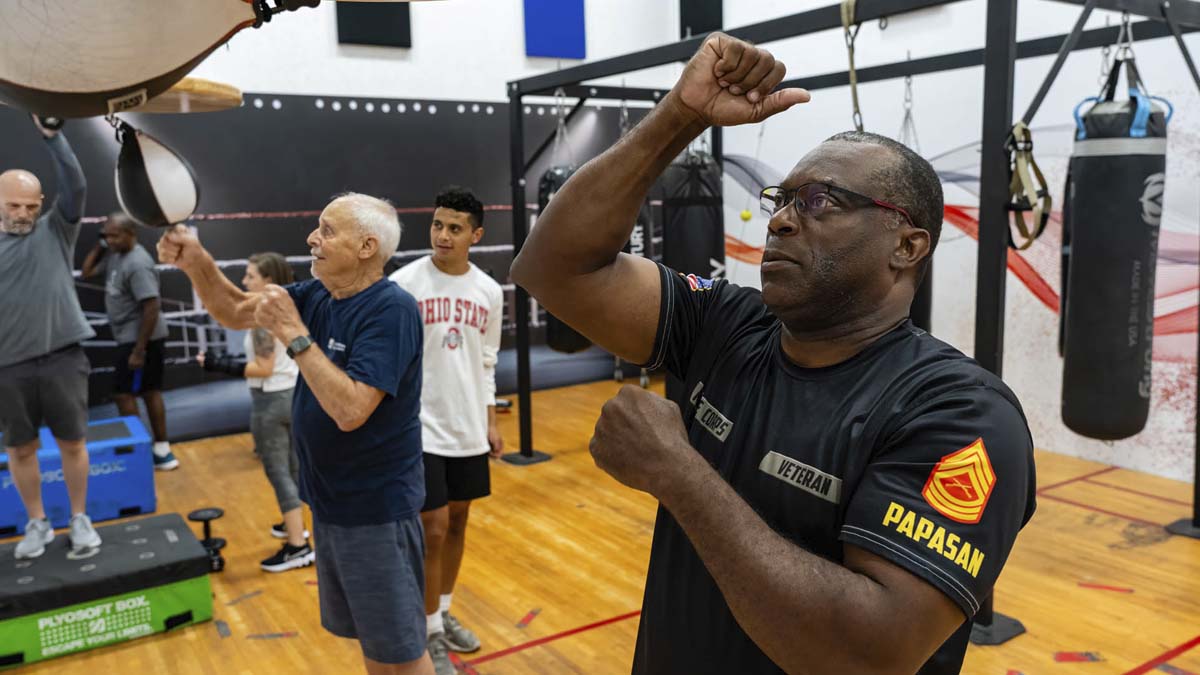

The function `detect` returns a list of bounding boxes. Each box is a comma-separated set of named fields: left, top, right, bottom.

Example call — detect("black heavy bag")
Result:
left=1061, top=58, right=1172, bottom=440
left=538, top=166, right=592, bottom=354
left=658, top=151, right=725, bottom=280
left=656, top=150, right=724, bottom=407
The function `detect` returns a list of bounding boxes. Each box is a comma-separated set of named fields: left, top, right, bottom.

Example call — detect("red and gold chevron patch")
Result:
left=921, top=438, right=996, bottom=524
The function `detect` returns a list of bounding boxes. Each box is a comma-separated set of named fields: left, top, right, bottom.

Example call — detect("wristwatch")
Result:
left=286, top=335, right=315, bottom=359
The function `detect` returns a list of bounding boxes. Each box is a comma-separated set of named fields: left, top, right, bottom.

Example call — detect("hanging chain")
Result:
left=842, top=0, right=864, bottom=131
left=898, top=60, right=920, bottom=154
left=1117, top=11, right=1136, bottom=60
left=1099, top=42, right=1112, bottom=85
left=551, top=87, right=575, bottom=168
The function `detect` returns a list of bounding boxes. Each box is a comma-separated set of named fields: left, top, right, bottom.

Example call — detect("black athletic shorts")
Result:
left=421, top=453, right=491, bottom=511
left=114, top=339, right=165, bottom=394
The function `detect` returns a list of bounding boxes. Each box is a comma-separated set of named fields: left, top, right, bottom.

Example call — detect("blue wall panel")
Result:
left=524, top=0, right=586, bottom=59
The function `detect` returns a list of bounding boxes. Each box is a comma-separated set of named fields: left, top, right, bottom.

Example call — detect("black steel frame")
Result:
left=504, top=0, right=1200, bottom=643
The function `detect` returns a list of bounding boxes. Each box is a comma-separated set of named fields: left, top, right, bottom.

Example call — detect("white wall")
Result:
left=191, top=0, right=680, bottom=101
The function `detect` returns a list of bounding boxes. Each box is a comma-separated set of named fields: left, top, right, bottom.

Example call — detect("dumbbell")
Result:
left=187, top=507, right=226, bottom=573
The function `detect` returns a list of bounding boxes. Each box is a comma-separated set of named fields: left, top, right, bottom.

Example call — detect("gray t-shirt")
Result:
left=98, top=245, right=168, bottom=345
left=0, top=135, right=94, bottom=368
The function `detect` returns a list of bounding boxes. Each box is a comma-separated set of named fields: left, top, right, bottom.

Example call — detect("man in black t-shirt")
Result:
left=511, top=33, right=1036, bottom=675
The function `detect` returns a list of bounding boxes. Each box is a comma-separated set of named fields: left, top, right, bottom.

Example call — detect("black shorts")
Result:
left=114, top=339, right=165, bottom=395
left=421, top=453, right=491, bottom=511
left=0, top=345, right=90, bottom=447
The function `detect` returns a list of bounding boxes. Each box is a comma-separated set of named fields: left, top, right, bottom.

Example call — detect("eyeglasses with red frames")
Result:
left=759, top=183, right=918, bottom=230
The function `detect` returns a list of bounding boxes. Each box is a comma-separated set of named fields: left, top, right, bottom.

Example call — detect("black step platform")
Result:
left=0, top=513, right=213, bottom=668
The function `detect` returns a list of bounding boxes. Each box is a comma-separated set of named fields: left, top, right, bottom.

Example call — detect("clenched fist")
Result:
left=667, top=33, right=811, bottom=128
left=254, top=284, right=307, bottom=346
left=156, top=224, right=207, bottom=272
left=589, top=385, right=693, bottom=496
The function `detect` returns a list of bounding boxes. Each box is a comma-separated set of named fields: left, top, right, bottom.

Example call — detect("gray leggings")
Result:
left=250, top=388, right=301, bottom=514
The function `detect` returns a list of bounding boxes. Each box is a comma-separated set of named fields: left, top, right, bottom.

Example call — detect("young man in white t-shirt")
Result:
left=389, top=187, right=504, bottom=674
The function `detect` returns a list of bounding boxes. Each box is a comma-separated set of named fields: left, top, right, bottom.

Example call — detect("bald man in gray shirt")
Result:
left=0, top=116, right=102, bottom=559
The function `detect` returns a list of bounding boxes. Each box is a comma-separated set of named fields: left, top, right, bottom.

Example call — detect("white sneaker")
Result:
left=15, top=518, right=54, bottom=559
left=68, top=514, right=102, bottom=552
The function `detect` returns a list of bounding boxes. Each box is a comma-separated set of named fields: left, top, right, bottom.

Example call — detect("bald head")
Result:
left=0, top=169, right=45, bottom=236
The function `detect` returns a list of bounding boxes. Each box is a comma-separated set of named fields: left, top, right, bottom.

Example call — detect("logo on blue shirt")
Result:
left=327, top=338, right=347, bottom=353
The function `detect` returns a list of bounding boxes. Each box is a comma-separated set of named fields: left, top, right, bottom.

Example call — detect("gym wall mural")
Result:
left=0, top=98, right=646, bottom=406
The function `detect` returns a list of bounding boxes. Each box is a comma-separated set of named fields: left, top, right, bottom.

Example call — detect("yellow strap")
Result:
left=1007, top=122, right=1051, bottom=250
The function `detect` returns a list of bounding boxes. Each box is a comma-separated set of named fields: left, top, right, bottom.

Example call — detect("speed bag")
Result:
left=115, top=122, right=201, bottom=228
left=1061, top=59, right=1171, bottom=440
left=537, top=166, right=592, bottom=354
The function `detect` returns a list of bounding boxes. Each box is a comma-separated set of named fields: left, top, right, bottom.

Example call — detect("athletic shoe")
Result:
left=442, top=612, right=481, bottom=653
left=270, top=522, right=310, bottom=540
left=68, top=514, right=102, bottom=553
left=153, top=451, right=180, bottom=471
left=428, top=633, right=455, bottom=675
left=260, top=541, right=315, bottom=572
left=15, top=518, right=54, bottom=559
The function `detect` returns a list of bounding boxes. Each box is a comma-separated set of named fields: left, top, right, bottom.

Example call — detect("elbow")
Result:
left=335, top=413, right=368, bottom=433
left=509, top=251, right=533, bottom=289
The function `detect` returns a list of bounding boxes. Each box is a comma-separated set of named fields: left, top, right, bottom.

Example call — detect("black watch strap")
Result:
left=286, top=335, right=314, bottom=359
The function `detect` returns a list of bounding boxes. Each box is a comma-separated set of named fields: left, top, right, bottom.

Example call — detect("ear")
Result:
left=471, top=226, right=484, bottom=245
left=890, top=226, right=931, bottom=272
left=360, top=235, right=380, bottom=261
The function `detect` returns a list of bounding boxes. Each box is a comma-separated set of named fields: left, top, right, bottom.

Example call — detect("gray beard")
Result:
left=0, top=220, right=34, bottom=236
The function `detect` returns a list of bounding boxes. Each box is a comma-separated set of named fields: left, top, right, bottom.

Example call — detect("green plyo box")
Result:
left=0, top=513, right=213, bottom=668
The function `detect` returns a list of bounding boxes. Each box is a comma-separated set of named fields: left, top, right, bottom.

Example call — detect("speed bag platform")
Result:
left=0, top=513, right=213, bottom=668
left=1061, top=58, right=1171, bottom=440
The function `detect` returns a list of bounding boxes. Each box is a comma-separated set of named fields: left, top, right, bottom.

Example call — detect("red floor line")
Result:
left=1037, top=466, right=1122, bottom=494
left=1123, top=633, right=1200, bottom=675
left=465, top=610, right=641, bottom=667
left=1038, top=493, right=1164, bottom=527
left=1084, top=480, right=1194, bottom=507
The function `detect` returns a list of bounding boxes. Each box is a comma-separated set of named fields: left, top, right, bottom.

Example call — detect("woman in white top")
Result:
left=200, top=252, right=312, bottom=573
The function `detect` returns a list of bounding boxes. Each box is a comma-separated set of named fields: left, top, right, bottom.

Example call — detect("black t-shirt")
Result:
left=632, top=266, right=1036, bottom=675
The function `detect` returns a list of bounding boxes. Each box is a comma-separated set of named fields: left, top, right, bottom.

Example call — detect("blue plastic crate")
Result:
left=0, top=417, right=156, bottom=536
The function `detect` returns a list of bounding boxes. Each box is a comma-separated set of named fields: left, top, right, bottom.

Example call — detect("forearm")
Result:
left=293, top=348, right=377, bottom=431
left=512, top=97, right=706, bottom=285
left=80, top=246, right=105, bottom=278
left=487, top=405, right=496, bottom=429
left=243, top=356, right=274, bottom=379
left=180, top=249, right=255, bottom=329
left=46, top=134, right=86, bottom=222
left=134, top=300, right=160, bottom=351
left=658, top=453, right=908, bottom=675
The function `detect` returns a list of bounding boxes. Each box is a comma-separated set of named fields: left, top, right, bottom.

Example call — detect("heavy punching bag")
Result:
left=1061, top=57, right=1172, bottom=440
left=657, top=149, right=725, bottom=406
left=538, top=166, right=593, bottom=354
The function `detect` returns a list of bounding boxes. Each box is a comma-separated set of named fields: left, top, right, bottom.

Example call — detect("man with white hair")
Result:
left=158, top=193, right=434, bottom=675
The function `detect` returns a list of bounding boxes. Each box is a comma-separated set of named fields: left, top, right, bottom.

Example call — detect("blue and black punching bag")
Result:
left=1061, top=58, right=1172, bottom=440
left=538, top=166, right=593, bottom=354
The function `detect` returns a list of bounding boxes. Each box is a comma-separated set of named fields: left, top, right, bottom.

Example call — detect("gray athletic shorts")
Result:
left=0, top=345, right=90, bottom=448
left=314, top=514, right=427, bottom=664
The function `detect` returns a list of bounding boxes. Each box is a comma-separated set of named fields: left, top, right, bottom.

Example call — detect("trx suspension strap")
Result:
left=1003, top=0, right=1099, bottom=250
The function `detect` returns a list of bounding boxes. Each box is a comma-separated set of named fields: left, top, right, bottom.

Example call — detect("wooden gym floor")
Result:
left=7, top=377, right=1200, bottom=674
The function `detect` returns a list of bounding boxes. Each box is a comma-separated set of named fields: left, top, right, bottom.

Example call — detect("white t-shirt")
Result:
left=389, top=256, right=503, bottom=457
left=243, top=328, right=300, bottom=394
